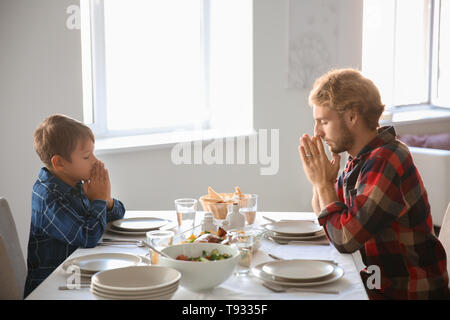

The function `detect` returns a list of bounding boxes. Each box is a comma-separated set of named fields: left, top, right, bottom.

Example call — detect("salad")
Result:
left=176, top=249, right=230, bottom=262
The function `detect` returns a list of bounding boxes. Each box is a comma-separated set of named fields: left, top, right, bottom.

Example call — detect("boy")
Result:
left=24, top=114, right=125, bottom=298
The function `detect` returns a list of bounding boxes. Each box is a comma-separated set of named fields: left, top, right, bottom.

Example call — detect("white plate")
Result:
left=63, top=253, right=142, bottom=274
left=91, top=281, right=179, bottom=296
left=265, top=221, right=323, bottom=236
left=106, top=221, right=177, bottom=236
left=252, top=262, right=344, bottom=287
left=112, top=217, right=168, bottom=232
left=91, top=265, right=181, bottom=292
left=262, top=260, right=335, bottom=281
left=90, top=286, right=177, bottom=300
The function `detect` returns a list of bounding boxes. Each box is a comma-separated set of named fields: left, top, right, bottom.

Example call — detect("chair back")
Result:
left=0, top=235, right=22, bottom=299
left=0, top=197, right=27, bottom=299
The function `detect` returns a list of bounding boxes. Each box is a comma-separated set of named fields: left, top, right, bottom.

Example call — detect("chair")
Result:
left=438, top=202, right=450, bottom=288
left=0, top=235, right=22, bottom=299
left=0, top=197, right=27, bottom=299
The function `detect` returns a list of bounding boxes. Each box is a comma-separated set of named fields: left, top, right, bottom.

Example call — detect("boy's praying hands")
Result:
left=83, top=160, right=114, bottom=210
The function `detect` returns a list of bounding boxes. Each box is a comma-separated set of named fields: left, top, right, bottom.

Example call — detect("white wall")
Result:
left=0, top=0, right=363, bottom=258
left=0, top=0, right=84, bottom=256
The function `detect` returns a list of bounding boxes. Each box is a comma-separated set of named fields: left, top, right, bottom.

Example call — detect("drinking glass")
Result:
left=146, top=230, right=174, bottom=265
left=174, top=198, right=197, bottom=231
left=237, top=194, right=258, bottom=225
left=231, top=233, right=256, bottom=276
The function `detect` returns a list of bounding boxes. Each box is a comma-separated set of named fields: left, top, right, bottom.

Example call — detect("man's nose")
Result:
left=314, top=125, right=323, bottom=137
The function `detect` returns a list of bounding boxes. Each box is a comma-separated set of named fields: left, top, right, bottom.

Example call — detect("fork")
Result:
left=267, top=236, right=330, bottom=246
left=58, top=284, right=91, bottom=290
left=262, top=282, right=339, bottom=295
left=98, top=238, right=145, bottom=247
left=262, top=216, right=316, bottom=223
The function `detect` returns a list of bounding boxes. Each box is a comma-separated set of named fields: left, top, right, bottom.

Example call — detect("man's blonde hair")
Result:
left=308, top=68, right=385, bottom=130
left=34, top=114, right=95, bottom=168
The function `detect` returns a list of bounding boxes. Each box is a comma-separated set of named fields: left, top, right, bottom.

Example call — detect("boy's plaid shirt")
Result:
left=318, top=126, right=449, bottom=299
left=24, top=167, right=125, bottom=297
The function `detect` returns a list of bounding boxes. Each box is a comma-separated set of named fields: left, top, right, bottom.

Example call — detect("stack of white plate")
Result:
left=252, top=259, right=344, bottom=287
left=264, top=220, right=327, bottom=242
left=62, top=253, right=146, bottom=279
left=90, top=265, right=181, bottom=300
left=106, top=217, right=174, bottom=236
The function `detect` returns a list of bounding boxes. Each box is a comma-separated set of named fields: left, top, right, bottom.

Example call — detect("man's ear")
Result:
left=346, top=108, right=358, bottom=127
left=50, top=155, right=65, bottom=172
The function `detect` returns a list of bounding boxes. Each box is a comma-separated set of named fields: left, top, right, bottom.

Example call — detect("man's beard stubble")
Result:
left=328, top=117, right=355, bottom=154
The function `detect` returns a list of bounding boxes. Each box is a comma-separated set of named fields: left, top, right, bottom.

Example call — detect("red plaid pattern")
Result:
left=318, top=126, right=449, bottom=300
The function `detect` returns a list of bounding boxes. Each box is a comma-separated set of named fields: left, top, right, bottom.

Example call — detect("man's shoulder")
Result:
left=368, top=139, right=411, bottom=163
left=365, top=139, right=412, bottom=175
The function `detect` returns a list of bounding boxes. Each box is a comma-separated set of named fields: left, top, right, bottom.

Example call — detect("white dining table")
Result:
left=26, top=211, right=369, bottom=300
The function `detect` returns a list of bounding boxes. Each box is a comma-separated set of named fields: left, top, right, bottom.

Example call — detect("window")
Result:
left=435, top=0, right=450, bottom=106
left=362, top=0, right=450, bottom=110
left=80, top=0, right=253, bottom=148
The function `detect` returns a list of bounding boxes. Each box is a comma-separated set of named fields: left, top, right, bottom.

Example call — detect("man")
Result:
left=299, top=68, right=449, bottom=299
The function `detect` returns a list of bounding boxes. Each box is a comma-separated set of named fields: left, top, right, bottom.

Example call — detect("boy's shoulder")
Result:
left=32, top=167, right=66, bottom=201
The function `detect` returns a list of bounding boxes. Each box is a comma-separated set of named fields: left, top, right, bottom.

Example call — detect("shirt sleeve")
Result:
left=41, top=196, right=108, bottom=248
left=317, top=155, right=407, bottom=254
left=106, top=198, right=126, bottom=223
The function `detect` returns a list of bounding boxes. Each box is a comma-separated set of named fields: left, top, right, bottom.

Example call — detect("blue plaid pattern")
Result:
left=24, top=167, right=125, bottom=297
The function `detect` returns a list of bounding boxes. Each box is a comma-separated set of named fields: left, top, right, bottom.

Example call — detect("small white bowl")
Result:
left=158, top=243, right=240, bottom=291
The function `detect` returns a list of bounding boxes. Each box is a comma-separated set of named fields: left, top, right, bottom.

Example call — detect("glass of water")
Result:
left=231, top=233, right=256, bottom=277
left=174, top=198, right=197, bottom=231
left=146, top=230, right=174, bottom=265
left=236, top=194, right=258, bottom=225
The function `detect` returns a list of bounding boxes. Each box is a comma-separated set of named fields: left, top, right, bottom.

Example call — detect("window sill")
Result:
left=380, top=105, right=450, bottom=127
left=94, top=128, right=257, bottom=155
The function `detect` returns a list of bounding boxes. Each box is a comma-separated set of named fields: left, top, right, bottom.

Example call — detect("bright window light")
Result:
left=362, top=0, right=432, bottom=109
left=81, top=0, right=253, bottom=143
left=103, top=0, right=205, bottom=132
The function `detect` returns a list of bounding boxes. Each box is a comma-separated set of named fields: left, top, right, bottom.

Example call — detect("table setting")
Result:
left=25, top=186, right=368, bottom=300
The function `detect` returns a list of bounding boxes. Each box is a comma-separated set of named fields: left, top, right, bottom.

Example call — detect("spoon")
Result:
left=268, top=253, right=338, bottom=265
left=139, top=239, right=175, bottom=260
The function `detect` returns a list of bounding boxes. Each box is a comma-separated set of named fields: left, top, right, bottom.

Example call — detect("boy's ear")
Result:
left=50, top=155, right=65, bottom=171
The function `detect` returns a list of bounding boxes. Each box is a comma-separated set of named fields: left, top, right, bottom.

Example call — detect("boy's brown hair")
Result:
left=308, top=68, right=385, bottom=130
left=34, top=114, right=95, bottom=168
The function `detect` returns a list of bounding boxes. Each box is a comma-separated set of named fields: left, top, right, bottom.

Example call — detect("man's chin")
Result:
left=329, top=145, right=344, bottom=154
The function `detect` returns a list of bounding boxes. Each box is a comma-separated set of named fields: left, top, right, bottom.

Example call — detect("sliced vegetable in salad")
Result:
left=176, top=249, right=230, bottom=262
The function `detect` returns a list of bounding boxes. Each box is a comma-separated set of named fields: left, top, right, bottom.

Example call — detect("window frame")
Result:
left=388, top=0, right=449, bottom=112
left=81, top=0, right=212, bottom=139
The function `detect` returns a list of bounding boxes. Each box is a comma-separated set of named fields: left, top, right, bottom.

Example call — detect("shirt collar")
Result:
left=38, top=167, right=83, bottom=195
left=348, top=126, right=397, bottom=162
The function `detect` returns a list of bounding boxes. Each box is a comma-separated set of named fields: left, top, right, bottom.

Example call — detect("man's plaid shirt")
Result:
left=24, top=167, right=125, bottom=297
left=318, top=126, right=449, bottom=299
